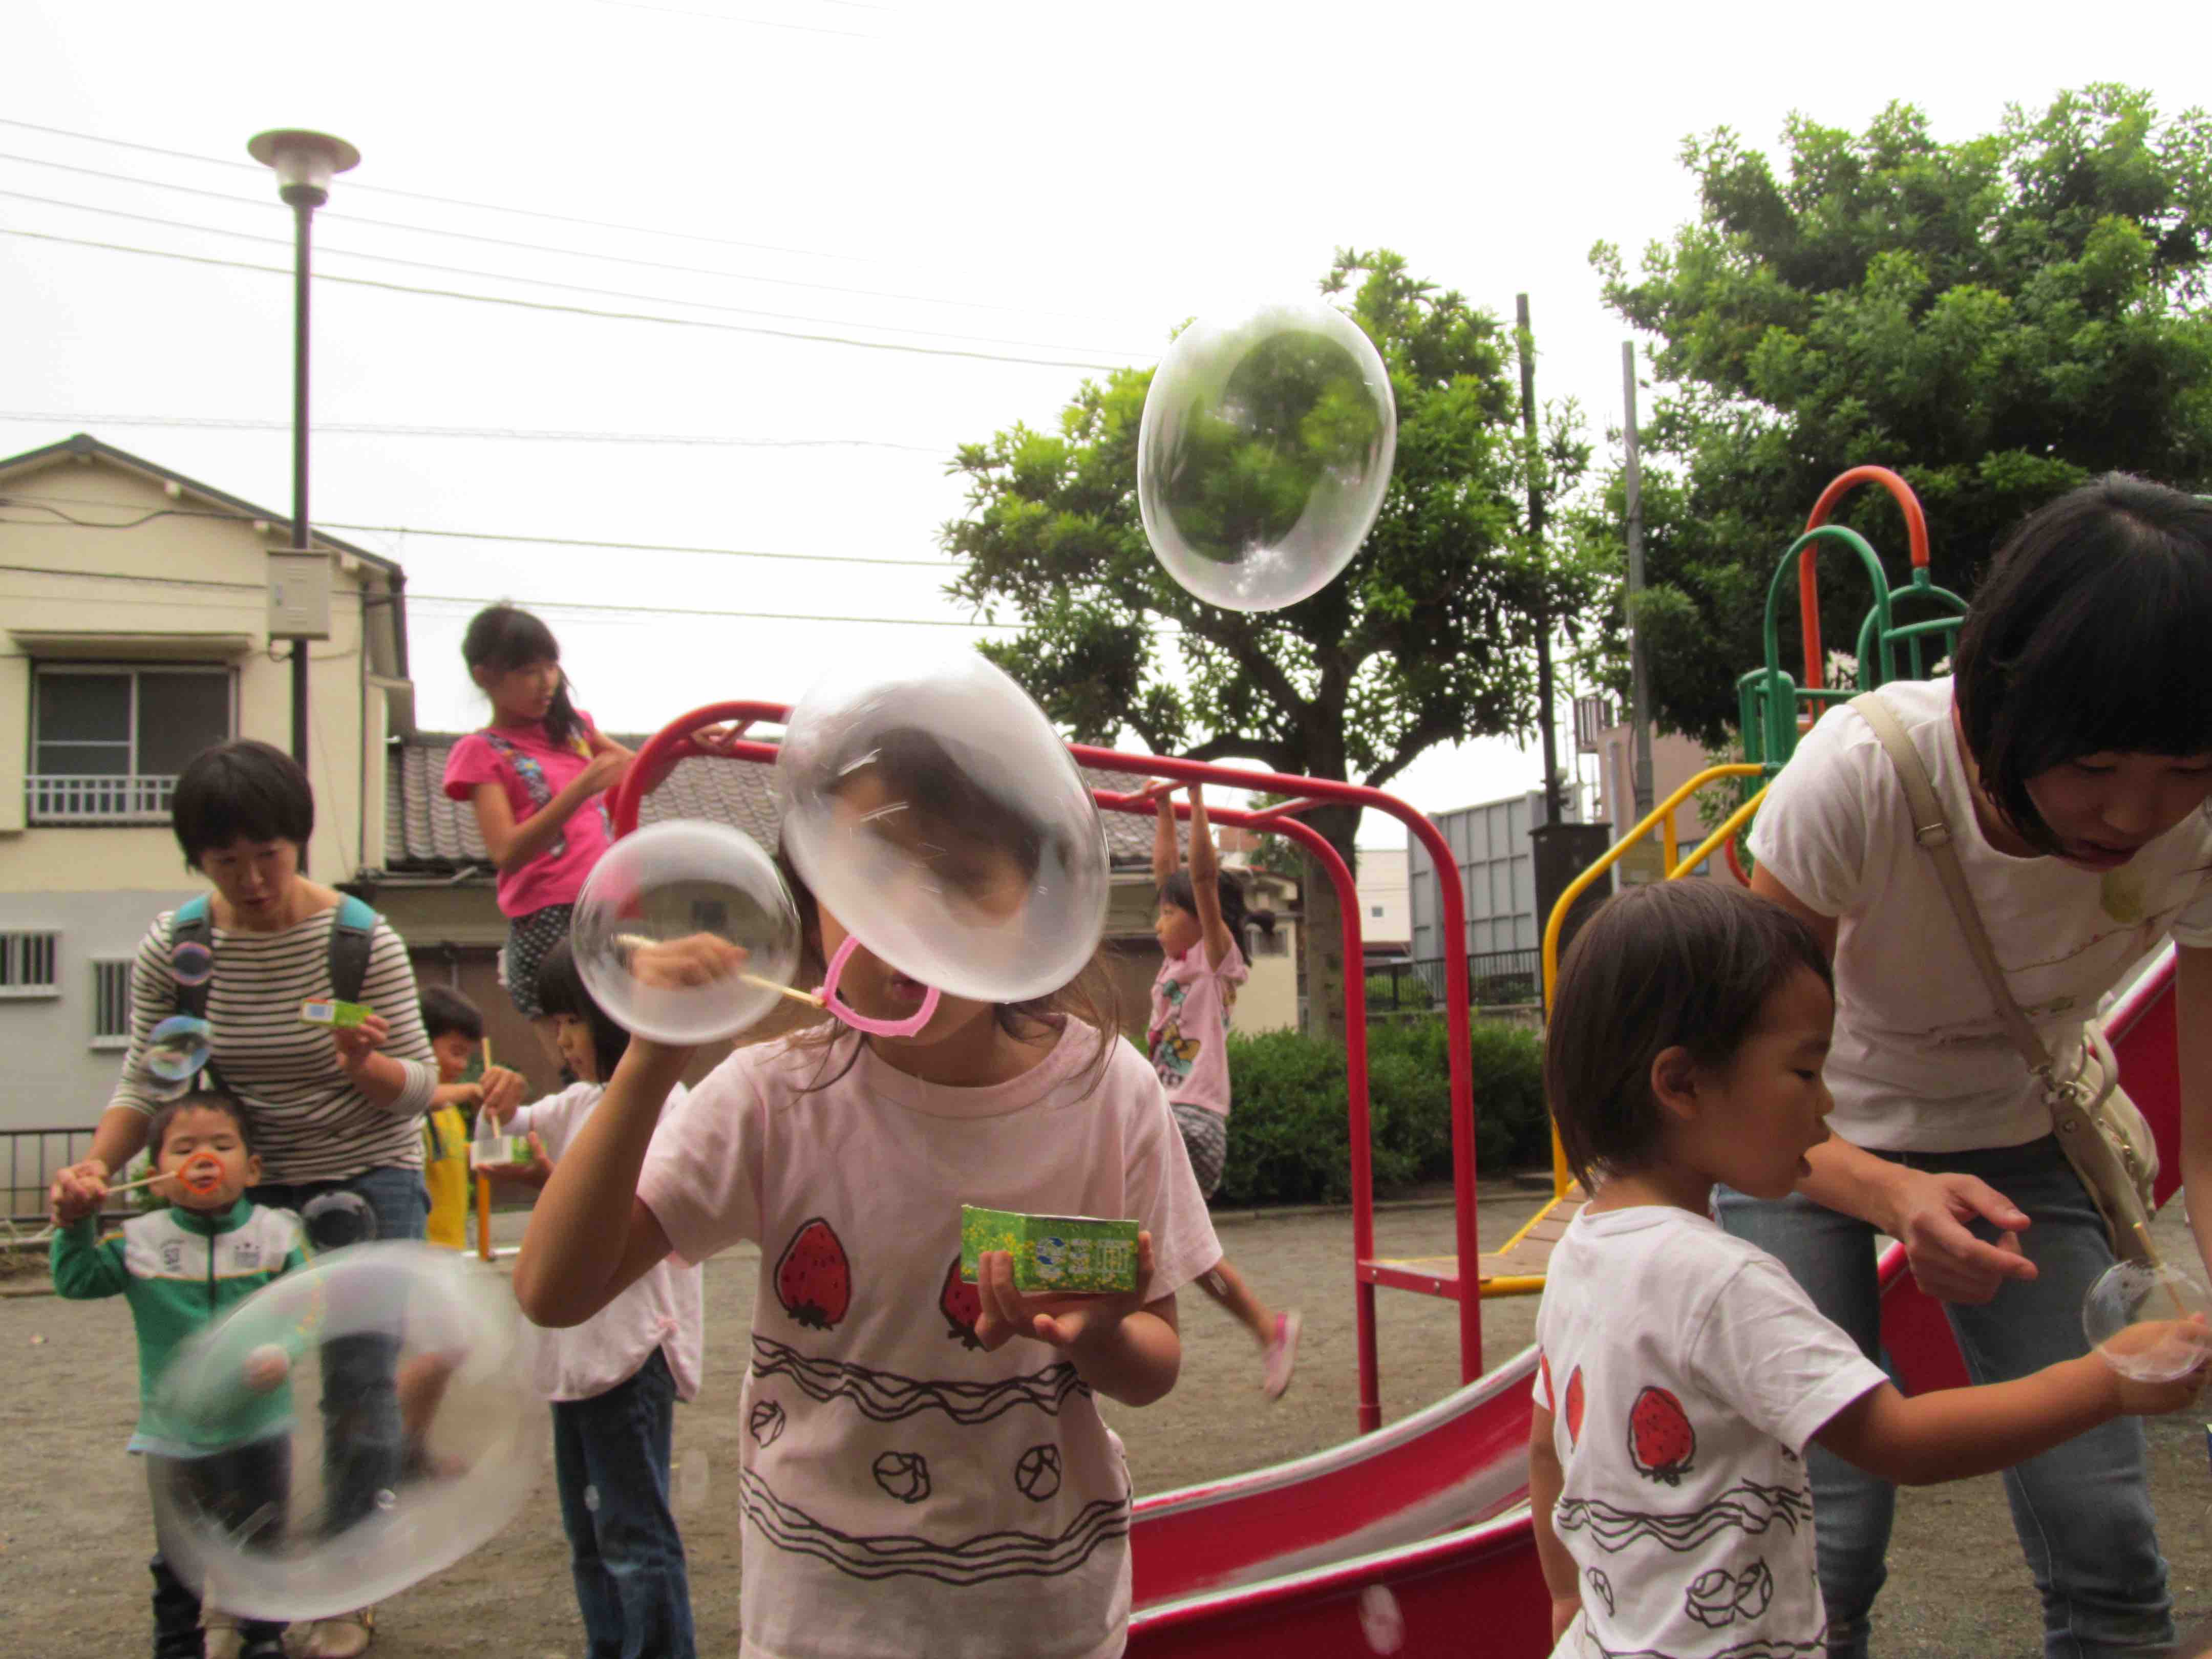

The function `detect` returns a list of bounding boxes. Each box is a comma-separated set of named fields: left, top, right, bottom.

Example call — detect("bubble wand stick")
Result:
left=611, top=934, right=824, bottom=1008
left=2132, top=1221, right=2196, bottom=1320
left=104, top=1153, right=226, bottom=1198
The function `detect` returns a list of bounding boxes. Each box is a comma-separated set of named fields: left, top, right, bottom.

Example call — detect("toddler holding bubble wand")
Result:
left=1528, top=881, right=2209, bottom=1658
left=51, top=1091, right=308, bottom=1659
left=515, top=659, right=1221, bottom=1659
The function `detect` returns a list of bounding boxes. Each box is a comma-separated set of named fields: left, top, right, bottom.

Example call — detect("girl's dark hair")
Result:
left=172, top=740, right=315, bottom=866
left=462, top=604, right=584, bottom=750
left=765, top=840, right=1124, bottom=1096
left=1160, top=869, right=1249, bottom=942
left=1954, top=474, right=2212, bottom=855
left=536, top=938, right=629, bottom=1083
left=147, top=1089, right=256, bottom=1162
left=419, top=984, right=485, bottom=1044
left=1545, top=881, right=1832, bottom=1192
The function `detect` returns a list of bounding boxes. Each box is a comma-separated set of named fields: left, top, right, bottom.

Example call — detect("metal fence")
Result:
left=1364, top=948, right=1542, bottom=1013
left=27, top=774, right=177, bottom=824
left=5, top=1125, right=96, bottom=1231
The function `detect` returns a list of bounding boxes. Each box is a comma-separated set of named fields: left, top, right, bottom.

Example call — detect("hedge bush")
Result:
left=1211, top=1016, right=1548, bottom=1207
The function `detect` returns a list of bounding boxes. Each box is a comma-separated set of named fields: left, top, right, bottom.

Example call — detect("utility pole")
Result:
left=1623, top=341, right=1654, bottom=818
left=1516, top=294, right=1563, bottom=825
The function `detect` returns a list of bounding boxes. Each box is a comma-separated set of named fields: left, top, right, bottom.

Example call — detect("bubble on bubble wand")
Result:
left=2083, top=1235, right=2212, bottom=1384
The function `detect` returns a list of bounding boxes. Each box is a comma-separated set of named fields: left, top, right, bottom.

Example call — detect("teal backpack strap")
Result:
left=328, top=894, right=377, bottom=1005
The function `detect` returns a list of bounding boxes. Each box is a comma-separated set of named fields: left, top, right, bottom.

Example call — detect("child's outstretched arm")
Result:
left=1184, top=786, right=1236, bottom=971
left=1527, top=1407, right=1581, bottom=1643
left=513, top=1036, right=687, bottom=1328
left=1816, top=1336, right=2207, bottom=1486
left=1151, top=783, right=1180, bottom=890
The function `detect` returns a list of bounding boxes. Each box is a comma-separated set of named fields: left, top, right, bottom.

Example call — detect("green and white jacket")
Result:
left=52, top=1197, right=307, bottom=1454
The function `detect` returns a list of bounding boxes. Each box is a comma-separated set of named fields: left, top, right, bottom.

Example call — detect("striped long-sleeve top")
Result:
left=108, top=904, right=438, bottom=1183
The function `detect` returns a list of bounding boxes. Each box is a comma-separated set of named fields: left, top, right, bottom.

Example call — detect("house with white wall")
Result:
left=0, top=434, right=410, bottom=1201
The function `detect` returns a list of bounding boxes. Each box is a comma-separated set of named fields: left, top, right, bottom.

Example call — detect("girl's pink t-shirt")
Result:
left=441, top=715, right=613, bottom=919
left=637, top=1019, right=1221, bottom=1659
left=1148, top=938, right=1248, bottom=1116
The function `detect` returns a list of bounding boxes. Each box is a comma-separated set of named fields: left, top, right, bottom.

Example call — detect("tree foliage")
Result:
left=1589, top=86, right=2212, bottom=743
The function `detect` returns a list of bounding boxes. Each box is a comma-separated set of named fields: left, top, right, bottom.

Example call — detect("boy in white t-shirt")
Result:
left=1532, top=882, right=2207, bottom=1658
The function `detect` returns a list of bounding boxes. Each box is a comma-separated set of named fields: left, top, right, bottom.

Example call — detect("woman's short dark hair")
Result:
left=419, top=984, right=485, bottom=1044
left=1954, top=473, right=2212, bottom=855
left=171, top=740, right=314, bottom=867
left=462, top=604, right=584, bottom=750
left=1545, top=881, right=1832, bottom=1192
left=1160, top=869, right=1249, bottom=942
left=536, top=938, right=629, bottom=1083
left=147, top=1089, right=257, bottom=1162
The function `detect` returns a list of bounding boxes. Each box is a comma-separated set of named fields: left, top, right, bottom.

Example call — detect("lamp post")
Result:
left=247, top=129, right=358, bottom=771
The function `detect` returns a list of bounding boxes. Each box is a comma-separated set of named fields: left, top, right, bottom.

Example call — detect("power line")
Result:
left=0, top=225, right=1136, bottom=372
left=0, top=150, right=1128, bottom=324
left=0, top=411, right=943, bottom=454
left=0, top=185, right=1149, bottom=357
left=3, top=495, right=963, bottom=569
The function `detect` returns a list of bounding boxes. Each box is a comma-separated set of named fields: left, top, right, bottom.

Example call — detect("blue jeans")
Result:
left=250, top=1165, right=428, bottom=1538
left=551, top=1347, right=696, bottom=1659
left=1716, top=1137, right=2173, bottom=1659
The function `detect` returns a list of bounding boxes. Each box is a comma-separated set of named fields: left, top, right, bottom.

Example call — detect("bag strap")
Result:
left=328, top=894, right=376, bottom=1005
left=1848, top=693, right=2058, bottom=1074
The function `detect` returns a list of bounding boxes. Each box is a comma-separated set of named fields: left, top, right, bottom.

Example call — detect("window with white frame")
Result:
left=29, top=665, right=233, bottom=824
left=0, top=931, right=59, bottom=998
left=92, top=959, right=134, bottom=1047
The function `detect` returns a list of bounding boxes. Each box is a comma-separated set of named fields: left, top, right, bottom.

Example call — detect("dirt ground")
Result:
left=3, top=1185, right=2206, bottom=1657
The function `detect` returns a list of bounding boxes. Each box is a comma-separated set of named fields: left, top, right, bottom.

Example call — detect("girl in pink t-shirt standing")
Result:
left=442, top=605, right=627, bottom=1053
left=514, top=726, right=1220, bottom=1659
left=1150, top=782, right=1300, bottom=1399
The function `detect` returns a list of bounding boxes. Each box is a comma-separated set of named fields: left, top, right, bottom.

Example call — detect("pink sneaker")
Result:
left=1262, top=1310, right=1302, bottom=1400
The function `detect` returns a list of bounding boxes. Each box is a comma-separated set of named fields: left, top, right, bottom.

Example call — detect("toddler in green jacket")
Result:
left=52, top=1090, right=307, bottom=1659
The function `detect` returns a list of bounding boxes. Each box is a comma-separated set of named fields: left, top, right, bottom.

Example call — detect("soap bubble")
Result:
left=147, top=1014, right=213, bottom=1084
left=149, top=1242, right=536, bottom=1621
left=2083, top=1259, right=2212, bottom=1381
left=1138, top=298, right=1396, bottom=612
left=776, top=650, right=1110, bottom=1004
left=1357, top=1583, right=1406, bottom=1654
left=571, top=820, right=804, bottom=1045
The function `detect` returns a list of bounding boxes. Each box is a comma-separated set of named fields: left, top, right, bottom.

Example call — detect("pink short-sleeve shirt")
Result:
left=1148, top=939, right=1248, bottom=1116
left=637, top=1020, right=1220, bottom=1659
left=441, top=716, right=613, bottom=918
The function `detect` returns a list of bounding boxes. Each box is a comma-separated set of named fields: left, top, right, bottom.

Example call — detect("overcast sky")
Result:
left=6, top=1, right=2208, bottom=847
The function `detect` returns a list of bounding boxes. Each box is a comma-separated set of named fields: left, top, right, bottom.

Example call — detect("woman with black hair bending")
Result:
left=1724, top=474, right=2212, bottom=1659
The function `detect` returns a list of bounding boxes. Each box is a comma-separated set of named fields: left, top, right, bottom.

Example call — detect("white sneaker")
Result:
left=292, top=1607, right=374, bottom=1658
left=1262, top=1309, right=1302, bottom=1400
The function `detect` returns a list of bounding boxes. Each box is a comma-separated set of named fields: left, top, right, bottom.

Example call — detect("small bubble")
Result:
left=1358, top=1584, right=1405, bottom=1655
left=584, top=1486, right=600, bottom=1513
left=374, top=1489, right=396, bottom=1512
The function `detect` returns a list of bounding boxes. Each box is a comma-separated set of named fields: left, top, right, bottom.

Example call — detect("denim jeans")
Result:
left=249, top=1165, right=427, bottom=1538
left=1716, top=1136, right=2173, bottom=1659
left=551, top=1348, right=696, bottom=1659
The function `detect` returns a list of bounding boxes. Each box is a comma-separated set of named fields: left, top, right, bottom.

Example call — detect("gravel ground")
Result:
left=3, top=1185, right=2205, bottom=1656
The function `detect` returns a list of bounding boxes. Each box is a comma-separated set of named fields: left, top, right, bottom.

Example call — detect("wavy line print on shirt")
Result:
left=1588, top=1632, right=1824, bottom=1659
left=739, top=1467, right=1126, bottom=1585
left=751, top=1334, right=1091, bottom=1423
left=1555, top=1481, right=1813, bottom=1555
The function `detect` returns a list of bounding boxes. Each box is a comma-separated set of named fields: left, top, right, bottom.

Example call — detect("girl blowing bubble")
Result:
left=1529, top=881, right=2207, bottom=1658
left=514, top=720, right=1221, bottom=1659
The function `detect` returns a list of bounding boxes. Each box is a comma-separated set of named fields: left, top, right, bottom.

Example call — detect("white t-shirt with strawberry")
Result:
left=637, top=1018, right=1221, bottom=1659
left=1534, top=1205, right=1887, bottom=1659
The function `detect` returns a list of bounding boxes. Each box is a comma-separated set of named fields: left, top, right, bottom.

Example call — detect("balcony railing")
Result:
left=28, top=774, right=177, bottom=824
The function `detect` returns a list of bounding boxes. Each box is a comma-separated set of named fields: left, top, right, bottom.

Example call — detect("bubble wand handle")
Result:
left=609, top=934, right=824, bottom=1009
left=106, top=1153, right=225, bottom=1197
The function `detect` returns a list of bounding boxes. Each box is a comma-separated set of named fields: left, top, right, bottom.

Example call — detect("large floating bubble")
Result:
left=777, top=651, right=1110, bottom=1005
left=571, top=820, right=805, bottom=1046
left=1137, top=298, right=1397, bottom=612
left=150, top=1242, right=536, bottom=1621
left=2083, top=1258, right=2212, bottom=1382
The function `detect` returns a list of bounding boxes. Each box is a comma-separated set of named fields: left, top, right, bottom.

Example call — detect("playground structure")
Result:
left=603, top=469, right=2190, bottom=1656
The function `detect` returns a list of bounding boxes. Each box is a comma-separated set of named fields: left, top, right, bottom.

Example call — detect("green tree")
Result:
left=942, top=248, right=1596, bottom=1037
left=1589, top=86, right=2212, bottom=744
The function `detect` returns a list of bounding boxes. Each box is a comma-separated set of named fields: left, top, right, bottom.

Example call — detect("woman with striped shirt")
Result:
left=50, top=739, right=437, bottom=1659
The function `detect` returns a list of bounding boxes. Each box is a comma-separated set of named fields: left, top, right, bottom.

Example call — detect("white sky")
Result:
left=6, top=1, right=2208, bottom=848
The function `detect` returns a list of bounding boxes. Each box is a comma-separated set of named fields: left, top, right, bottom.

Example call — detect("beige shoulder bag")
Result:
left=1851, top=693, right=2160, bottom=1264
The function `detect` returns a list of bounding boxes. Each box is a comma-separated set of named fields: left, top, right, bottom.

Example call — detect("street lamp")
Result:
left=247, top=129, right=359, bottom=772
